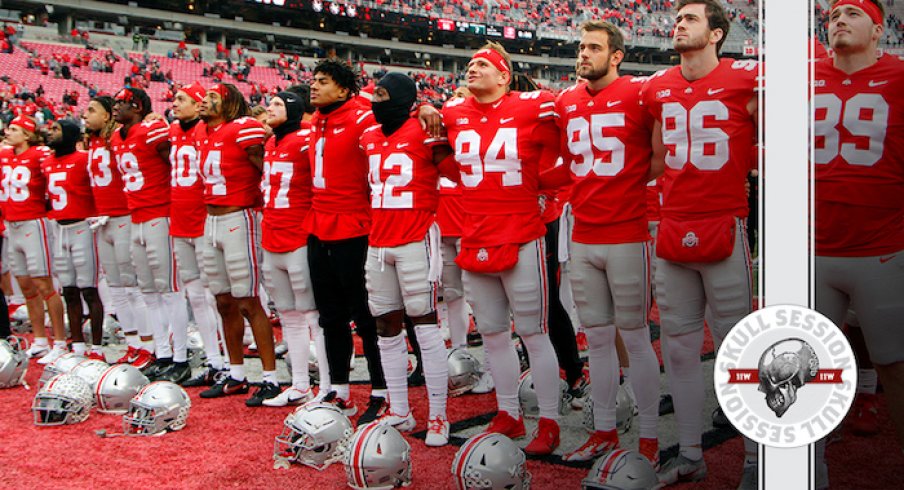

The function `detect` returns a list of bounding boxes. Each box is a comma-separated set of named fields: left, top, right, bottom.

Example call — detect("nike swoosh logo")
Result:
left=869, top=80, right=888, bottom=87
left=880, top=255, right=897, bottom=264
left=707, top=88, right=725, bottom=95
left=119, top=223, right=128, bottom=229
left=151, top=222, right=159, bottom=227
left=397, top=143, right=409, bottom=149
left=334, top=128, right=345, bottom=134
left=24, top=233, right=32, bottom=238
left=229, top=226, right=240, bottom=233
left=500, top=117, right=515, bottom=124
left=222, top=382, right=245, bottom=394
left=607, top=100, right=622, bottom=107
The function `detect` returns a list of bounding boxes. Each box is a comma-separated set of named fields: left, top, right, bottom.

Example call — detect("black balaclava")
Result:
left=371, top=73, right=417, bottom=136
left=272, top=91, right=303, bottom=143
left=48, top=119, right=81, bottom=157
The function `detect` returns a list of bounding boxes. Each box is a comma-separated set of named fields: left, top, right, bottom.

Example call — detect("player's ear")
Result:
left=611, top=50, right=625, bottom=67
left=710, top=27, right=724, bottom=46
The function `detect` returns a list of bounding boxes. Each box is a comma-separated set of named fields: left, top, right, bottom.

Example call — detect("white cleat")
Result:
left=26, top=343, right=50, bottom=359
left=657, top=454, right=707, bottom=486
left=37, top=347, right=68, bottom=365
left=425, top=415, right=450, bottom=447
left=262, top=387, right=313, bottom=407
left=378, top=411, right=416, bottom=432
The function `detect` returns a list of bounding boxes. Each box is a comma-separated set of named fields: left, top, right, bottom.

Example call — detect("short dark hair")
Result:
left=676, top=0, right=731, bottom=54
left=285, top=84, right=314, bottom=114
left=313, top=58, right=359, bottom=97
left=125, top=87, right=153, bottom=117
left=580, top=20, right=626, bottom=56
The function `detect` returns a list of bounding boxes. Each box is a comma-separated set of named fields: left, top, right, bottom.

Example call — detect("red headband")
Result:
left=832, top=0, right=883, bottom=25
left=180, top=81, right=206, bottom=103
left=115, top=88, right=134, bottom=102
left=208, top=84, right=228, bottom=98
left=471, top=49, right=510, bottom=74
left=10, top=116, right=36, bottom=133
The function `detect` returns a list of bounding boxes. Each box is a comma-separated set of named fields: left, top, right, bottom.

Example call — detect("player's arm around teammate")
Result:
left=361, top=73, right=452, bottom=446
left=43, top=119, right=106, bottom=361
left=0, top=117, right=67, bottom=364
left=196, top=83, right=278, bottom=407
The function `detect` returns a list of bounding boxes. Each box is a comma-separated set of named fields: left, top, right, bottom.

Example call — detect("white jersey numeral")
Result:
left=262, top=161, right=294, bottom=209
left=202, top=150, right=227, bottom=196
left=116, top=152, right=145, bottom=192
left=455, top=128, right=522, bottom=188
left=566, top=114, right=627, bottom=177
left=369, top=153, right=414, bottom=209
left=0, top=166, right=31, bottom=202
left=170, top=145, right=199, bottom=187
left=48, top=172, right=68, bottom=211
left=661, top=101, right=730, bottom=171
left=313, top=138, right=326, bottom=189
left=88, top=147, right=113, bottom=187
left=813, top=93, right=887, bottom=167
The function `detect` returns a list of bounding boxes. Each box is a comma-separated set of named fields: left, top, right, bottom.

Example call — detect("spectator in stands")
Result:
left=132, top=32, right=141, bottom=50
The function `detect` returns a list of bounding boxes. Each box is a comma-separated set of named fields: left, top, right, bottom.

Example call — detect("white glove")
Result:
left=87, top=216, right=109, bottom=230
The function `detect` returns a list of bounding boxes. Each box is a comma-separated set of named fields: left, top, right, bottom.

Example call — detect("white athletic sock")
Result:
left=185, top=279, right=223, bottom=369
left=127, top=287, right=151, bottom=338
left=415, top=324, right=449, bottom=418
left=307, top=312, right=331, bottom=393
left=144, top=292, right=171, bottom=359
left=520, top=332, right=561, bottom=420
left=447, top=298, right=469, bottom=349
left=281, top=310, right=311, bottom=392
left=620, top=326, right=660, bottom=439
left=209, top=289, right=229, bottom=369
left=71, top=342, right=87, bottom=355
left=586, top=326, right=619, bottom=430
left=858, top=368, right=878, bottom=394
left=665, top=329, right=706, bottom=453
left=334, top=383, right=350, bottom=400
left=262, top=370, right=278, bottom=385
left=378, top=332, right=410, bottom=416
left=91, top=345, right=104, bottom=355
left=482, top=331, right=522, bottom=418
left=110, top=287, right=139, bottom=344
left=230, top=363, right=246, bottom=381
left=53, top=340, right=68, bottom=350
left=34, top=337, right=49, bottom=347
left=164, top=292, right=189, bottom=363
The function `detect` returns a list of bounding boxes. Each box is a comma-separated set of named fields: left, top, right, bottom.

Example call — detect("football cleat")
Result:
left=848, top=393, right=879, bottom=436
left=322, top=390, right=358, bottom=417
left=523, top=417, right=560, bottom=456
left=26, top=343, right=50, bottom=359
left=115, top=345, right=139, bottom=364
left=199, top=376, right=249, bottom=398
left=486, top=411, right=526, bottom=439
left=378, top=410, right=416, bottom=432
left=356, top=395, right=388, bottom=426
left=37, top=347, right=68, bottom=366
left=262, top=387, right=313, bottom=407
left=657, top=454, right=707, bottom=485
left=562, top=429, right=619, bottom=462
left=182, top=365, right=226, bottom=387
left=130, top=349, right=155, bottom=370
left=639, top=437, right=661, bottom=471
left=425, top=415, right=450, bottom=447
left=245, top=381, right=281, bottom=407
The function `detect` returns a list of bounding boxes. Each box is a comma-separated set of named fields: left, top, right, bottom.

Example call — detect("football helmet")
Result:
left=447, top=347, right=481, bottom=397
left=344, top=421, right=412, bottom=489
left=274, top=402, right=353, bottom=469
left=32, top=373, right=94, bottom=426
left=452, top=433, right=531, bottom=490
left=70, top=359, right=111, bottom=392
left=95, top=364, right=150, bottom=414
left=582, top=384, right=634, bottom=434
left=518, top=369, right=570, bottom=419
left=0, top=337, right=28, bottom=388
left=122, top=381, right=191, bottom=436
left=39, top=353, right=86, bottom=387
left=582, top=449, right=658, bottom=490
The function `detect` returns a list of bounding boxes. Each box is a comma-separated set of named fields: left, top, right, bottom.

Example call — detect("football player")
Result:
left=111, top=87, right=191, bottom=383
left=43, top=119, right=106, bottom=361
left=168, top=82, right=229, bottom=386
left=442, top=42, right=563, bottom=455
left=306, top=59, right=387, bottom=422
left=84, top=95, right=153, bottom=369
left=361, top=72, right=451, bottom=445
left=640, top=0, right=759, bottom=484
left=0, top=116, right=67, bottom=364
left=814, top=0, right=904, bottom=455
left=552, top=20, right=661, bottom=466
left=259, top=90, right=321, bottom=406
left=197, top=83, right=278, bottom=406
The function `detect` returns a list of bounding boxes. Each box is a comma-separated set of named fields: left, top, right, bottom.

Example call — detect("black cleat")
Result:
left=659, top=393, right=674, bottom=416
left=407, top=369, right=425, bottom=387
left=200, top=376, right=249, bottom=398
left=245, top=381, right=282, bottom=407
left=156, top=361, right=192, bottom=385
left=183, top=365, right=226, bottom=387
left=357, top=395, right=388, bottom=426
left=142, top=357, right=173, bottom=380
left=712, top=406, right=733, bottom=429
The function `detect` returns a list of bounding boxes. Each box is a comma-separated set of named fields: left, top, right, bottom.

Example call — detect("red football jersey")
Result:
left=261, top=125, right=313, bottom=253
left=42, top=151, right=96, bottom=221
left=110, top=120, right=172, bottom=223
left=441, top=91, right=558, bottom=247
left=813, top=54, right=904, bottom=256
left=306, top=100, right=376, bottom=241
left=198, top=117, right=267, bottom=208
left=169, top=119, right=206, bottom=238
left=0, top=145, right=51, bottom=221
left=360, top=118, right=443, bottom=247
left=87, top=135, right=130, bottom=217
left=437, top=178, right=464, bottom=238
left=557, top=76, right=653, bottom=244
left=646, top=178, right=662, bottom=223
left=641, top=58, right=759, bottom=220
